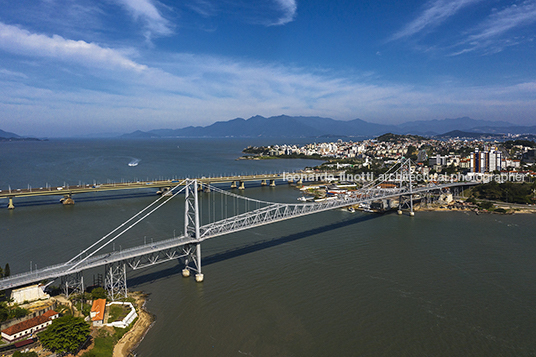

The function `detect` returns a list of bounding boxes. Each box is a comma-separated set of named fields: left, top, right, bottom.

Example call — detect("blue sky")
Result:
left=0, top=0, right=535, bottom=136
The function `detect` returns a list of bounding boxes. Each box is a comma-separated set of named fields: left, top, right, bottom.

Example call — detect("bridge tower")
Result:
left=397, top=158, right=415, bottom=216
left=182, top=179, right=203, bottom=282
left=105, top=262, right=127, bottom=301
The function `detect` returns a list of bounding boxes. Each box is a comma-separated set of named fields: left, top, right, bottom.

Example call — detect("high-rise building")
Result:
left=470, top=147, right=504, bottom=173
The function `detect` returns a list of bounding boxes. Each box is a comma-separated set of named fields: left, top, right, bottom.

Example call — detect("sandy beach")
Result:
left=113, top=292, right=154, bottom=357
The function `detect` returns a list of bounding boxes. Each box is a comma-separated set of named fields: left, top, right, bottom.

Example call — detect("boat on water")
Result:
left=128, top=159, right=140, bottom=167
left=347, top=207, right=355, bottom=213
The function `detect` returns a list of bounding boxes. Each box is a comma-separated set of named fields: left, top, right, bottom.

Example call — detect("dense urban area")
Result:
left=243, top=133, right=536, bottom=208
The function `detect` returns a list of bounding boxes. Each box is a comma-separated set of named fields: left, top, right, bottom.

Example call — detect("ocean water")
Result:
left=1, top=138, right=535, bottom=356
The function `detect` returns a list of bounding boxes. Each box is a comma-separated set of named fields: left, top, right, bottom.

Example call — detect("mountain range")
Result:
left=3, top=115, right=535, bottom=139
left=121, top=115, right=534, bottom=138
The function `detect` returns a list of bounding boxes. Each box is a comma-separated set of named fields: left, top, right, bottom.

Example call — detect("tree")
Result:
left=91, top=287, right=107, bottom=300
left=39, top=315, right=90, bottom=355
left=4, top=263, right=10, bottom=277
left=0, top=265, right=3, bottom=278
left=0, top=302, right=9, bottom=322
left=13, top=352, right=38, bottom=357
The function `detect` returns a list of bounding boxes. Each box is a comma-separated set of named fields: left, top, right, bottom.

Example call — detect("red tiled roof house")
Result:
left=1, top=310, right=59, bottom=342
left=90, top=299, right=106, bottom=326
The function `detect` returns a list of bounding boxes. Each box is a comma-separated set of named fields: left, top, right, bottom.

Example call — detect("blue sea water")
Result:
left=1, top=138, right=535, bottom=356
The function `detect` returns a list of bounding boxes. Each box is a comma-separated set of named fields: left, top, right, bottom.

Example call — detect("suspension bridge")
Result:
left=0, top=159, right=477, bottom=299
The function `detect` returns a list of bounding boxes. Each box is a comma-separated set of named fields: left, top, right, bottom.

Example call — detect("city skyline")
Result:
left=0, top=0, right=535, bottom=137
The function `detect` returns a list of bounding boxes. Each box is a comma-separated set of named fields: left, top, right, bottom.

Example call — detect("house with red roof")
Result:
left=1, top=310, right=59, bottom=342
left=90, top=299, right=106, bottom=326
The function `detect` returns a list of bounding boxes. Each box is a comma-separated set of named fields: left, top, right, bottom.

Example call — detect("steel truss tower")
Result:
left=105, top=261, right=127, bottom=300
left=61, top=272, right=84, bottom=298
left=398, top=158, right=415, bottom=216
left=182, top=179, right=203, bottom=282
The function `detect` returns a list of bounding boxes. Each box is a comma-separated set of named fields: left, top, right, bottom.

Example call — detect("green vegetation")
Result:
left=242, top=145, right=324, bottom=160
left=13, top=352, right=38, bottom=357
left=242, top=153, right=324, bottom=160
left=471, top=181, right=536, bottom=204
left=375, top=133, right=426, bottom=142
left=502, top=139, right=536, bottom=149
left=81, top=322, right=136, bottom=357
left=478, top=201, right=494, bottom=211
left=0, top=302, right=29, bottom=323
left=39, top=315, right=90, bottom=355
left=243, top=145, right=268, bottom=154
left=108, top=304, right=130, bottom=322
left=91, top=287, right=107, bottom=300
left=0, top=262, right=10, bottom=279
left=68, top=292, right=92, bottom=317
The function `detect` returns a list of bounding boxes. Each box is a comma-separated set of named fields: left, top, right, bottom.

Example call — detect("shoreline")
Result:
left=113, top=292, right=155, bottom=357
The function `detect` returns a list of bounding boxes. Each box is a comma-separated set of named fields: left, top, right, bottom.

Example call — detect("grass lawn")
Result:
left=107, top=304, right=130, bottom=322
left=81, top=326, right=132, bottom=357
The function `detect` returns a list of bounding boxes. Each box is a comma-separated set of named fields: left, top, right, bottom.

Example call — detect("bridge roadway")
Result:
left=0, top=173, right=296, bottom=209
left=0, top=181, right=473, bottom=291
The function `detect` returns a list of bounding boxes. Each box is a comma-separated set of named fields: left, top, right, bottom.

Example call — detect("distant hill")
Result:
left=435, top=130, right=504, bottom=139
left=395, top=117, right=513, bottom=136
left=120, top=115, right=536, bottom=138
left=122, top=115, right=397, bottom=138
left=0, top=129, right=20, bottom=138
left=376, top=133, right=427, bottom=142
left=0, top=129, right=45, bottom=141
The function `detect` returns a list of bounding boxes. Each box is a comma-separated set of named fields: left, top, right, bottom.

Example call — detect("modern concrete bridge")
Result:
left=0, top=173, right=295, bottom=209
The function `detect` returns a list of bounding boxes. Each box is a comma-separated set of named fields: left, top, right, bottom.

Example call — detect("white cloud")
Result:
left=115, top=0, right=172, bottom=39
left=452, top=1, right=536, bottom=54
left=391, top=0, right=482, bottom=41
left=2, top=50, right=536, bottom=136
left=0, top=68, right=28, bottom=79
left=0, top=22, right=147, bottom=72
left=271, top=0, right=297, bottom=25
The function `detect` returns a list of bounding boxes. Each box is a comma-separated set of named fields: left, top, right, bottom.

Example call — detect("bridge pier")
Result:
left=157, top=187, right=172, bottom=196
left=269, top=179, right=276, bottom=187
left=60, top=193, right=75, bottom=205
left=261, top=179, right=267, bottom=186
left=239, top=181, right=245, bottom=190
left=296, top=178, right=303, bottom=187
left=195, top=243, right=203, bottom=282
left=230, top=181, right=237, bottom=189
left=182, top=243, right=203, bottom=282
left=7, top=197, right=14, bottom=209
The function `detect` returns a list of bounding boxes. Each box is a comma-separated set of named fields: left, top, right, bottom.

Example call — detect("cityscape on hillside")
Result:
left=243, top=134, right=536, bottom=179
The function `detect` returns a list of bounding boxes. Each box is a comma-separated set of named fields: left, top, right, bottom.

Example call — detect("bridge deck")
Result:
left=0, top=181, right=474, bottom=291
left=0, top=174, right=286, bottom=199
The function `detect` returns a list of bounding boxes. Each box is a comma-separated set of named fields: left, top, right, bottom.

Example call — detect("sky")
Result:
left=0, top=0, right=535, bottom=137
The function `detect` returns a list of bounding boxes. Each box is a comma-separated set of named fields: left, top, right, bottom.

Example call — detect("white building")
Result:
left=1, top=310, right=59, bottom=342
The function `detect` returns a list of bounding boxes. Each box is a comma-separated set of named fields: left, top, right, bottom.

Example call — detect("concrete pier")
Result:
left=60, top=194, right=75, bottom=205
left=261, top=179, right=267, bottom=186
left=239, top=181, right=245, bottom=190
left=230, top=181, right=237, bottom=189
left=269, top=179, right=276, bottom=187
left=8, top=197, right=14, bottom=210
